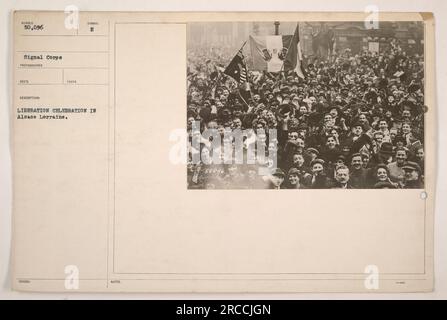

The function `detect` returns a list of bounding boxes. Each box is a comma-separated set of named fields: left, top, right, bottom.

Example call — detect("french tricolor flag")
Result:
left=250, top=23, right=305, bottom=78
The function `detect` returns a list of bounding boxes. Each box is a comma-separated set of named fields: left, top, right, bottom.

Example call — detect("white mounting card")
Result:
left=11, top=11, right=435, bottom=292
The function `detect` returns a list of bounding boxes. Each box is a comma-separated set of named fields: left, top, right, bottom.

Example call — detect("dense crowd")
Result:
left=186, top=39, right=425, bottom=189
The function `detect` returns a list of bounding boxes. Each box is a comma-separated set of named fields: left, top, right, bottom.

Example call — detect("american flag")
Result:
left=224, top=47, right=252, bottom=107
left=239, top=56, right=247, bottom=85
left=224, top=49, right=247, bottom=85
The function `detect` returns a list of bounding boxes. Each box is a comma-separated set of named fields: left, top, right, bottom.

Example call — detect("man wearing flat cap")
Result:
left=402, top=161, right=423, bottom=189
left=305, top=147, right=319, bottom=165
left=267, top=168, right=286, bottom=189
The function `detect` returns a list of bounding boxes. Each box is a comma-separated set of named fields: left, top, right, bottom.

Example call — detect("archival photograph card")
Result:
left=11, top=11, right=435, bottom=292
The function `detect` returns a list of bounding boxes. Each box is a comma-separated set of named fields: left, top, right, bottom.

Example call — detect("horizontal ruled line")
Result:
left=17, top=66, right=108, bottom=69
left=113, top=272, right=427, bottom=275
left=16, top=278, right=429, bottom=281
left=16, top=50, right=108, bottom=53
left=17, top=83, right=109, bottom=86
left=19, top=34, right=108, bottom=37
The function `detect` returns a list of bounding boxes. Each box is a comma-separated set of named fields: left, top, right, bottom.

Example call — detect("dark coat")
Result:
left=330, top=181, right=353, bottom=189
left=349, top=168, right=369, bottom=188
left=302, top=173, right=332, bottom=189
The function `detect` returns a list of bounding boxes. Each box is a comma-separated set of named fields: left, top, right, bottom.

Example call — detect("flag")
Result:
left=250, top=35, right=287, bottom=72
left=224, top=46, right=251, bottom=108
left=249, top=23, right=306, bottom=78
left=224, top=49, right=247, bottom=84
left=283, top=23, right=306, bottom=78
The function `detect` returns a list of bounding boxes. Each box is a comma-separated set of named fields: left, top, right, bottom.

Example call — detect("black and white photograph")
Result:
left=186, top=21, right=425, bottom=189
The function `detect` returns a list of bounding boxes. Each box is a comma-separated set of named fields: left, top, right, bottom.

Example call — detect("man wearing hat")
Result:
left=402, top=161, right=423, bottom=189
left=371, top=141, right=394, bottom=166
left=393, top=135, right=407, bottom=149
left=305, top=147, right=319, bottom=165
left=267, top=168, right=285, bottom=189
left=290, top=152, right=310, bottom=177
left=335, top=154, right=346, bottom=167
left=344, top=122, right=372, bottom=154
left=297, top=122, right=308, bottom=140
left=281, top=136, right=305, bottom=169
left=302, top=158, right=330, bottom=189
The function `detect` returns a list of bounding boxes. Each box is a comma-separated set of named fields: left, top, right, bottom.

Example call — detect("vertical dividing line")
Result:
left=423, top=20, right=426, bottom=275
left=106, top=19, right=110, bottom=288
left=113, top=22, right=117, bottom=276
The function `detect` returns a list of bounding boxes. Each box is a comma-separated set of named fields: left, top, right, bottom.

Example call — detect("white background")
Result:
left=1, top=0, right=446, bottom=299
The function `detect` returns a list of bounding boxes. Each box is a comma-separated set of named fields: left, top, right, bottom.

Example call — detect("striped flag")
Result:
left=224, top=49, right=247, bottom=84
left=284, top=23, right=306, bottom=78
left=239, top=62, right=247, bottom=84
left=224, top=46, right=252, bottom=107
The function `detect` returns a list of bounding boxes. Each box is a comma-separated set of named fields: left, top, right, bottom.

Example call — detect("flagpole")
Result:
left=223, top=40, right=247, bottom=80
left=239, top=40, right=247, bottom=53
left=240, top=44, right=252, bottom=108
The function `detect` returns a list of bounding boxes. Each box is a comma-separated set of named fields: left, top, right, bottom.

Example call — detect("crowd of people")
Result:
left=186, top=37, right=425, bottom=189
